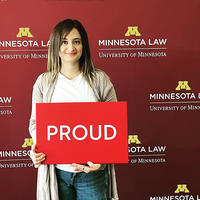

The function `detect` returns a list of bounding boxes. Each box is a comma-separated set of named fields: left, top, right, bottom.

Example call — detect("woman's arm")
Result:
left=29, top=74, right=46, bottom=168
left=29, top=74, right=44, bottom=142
left=93, top=68, right=117, bottom=102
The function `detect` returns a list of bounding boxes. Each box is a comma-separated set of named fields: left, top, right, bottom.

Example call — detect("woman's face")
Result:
left=59, top=28, right=83, bottom=65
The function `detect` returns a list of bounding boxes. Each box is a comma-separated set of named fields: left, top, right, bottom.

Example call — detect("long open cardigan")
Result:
left=29, top=68, right=119, bottom=200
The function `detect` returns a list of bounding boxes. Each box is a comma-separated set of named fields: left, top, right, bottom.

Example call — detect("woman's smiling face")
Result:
left=59, top=28, right=83, bottom=65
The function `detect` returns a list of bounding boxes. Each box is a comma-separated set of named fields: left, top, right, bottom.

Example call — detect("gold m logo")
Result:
left=128, top=135, right=141, bottom=144
left=176, top=81, right=191, bottom=91
left=175, top=184, right=190, bottom=193
left=16, top=28, right=33, bottom=38
left=22, top=138, right=33, bottom=148
left=125, top=26, right=141, bottom=37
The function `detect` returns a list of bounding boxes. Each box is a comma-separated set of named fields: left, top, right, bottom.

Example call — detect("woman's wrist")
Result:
left=99, top=164, right=106, bottom=170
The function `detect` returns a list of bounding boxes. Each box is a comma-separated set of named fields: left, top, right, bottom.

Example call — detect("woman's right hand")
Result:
left=30, top=144, right=46, bottom=168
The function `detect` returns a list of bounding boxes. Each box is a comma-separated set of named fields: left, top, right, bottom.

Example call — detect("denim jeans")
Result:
left=56, top=168, right=108, bottom=200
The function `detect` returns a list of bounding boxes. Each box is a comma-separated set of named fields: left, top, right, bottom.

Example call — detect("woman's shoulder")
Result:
left=35, top=71, right=57, bottom=82
left=33, top=71, right=55, bottom=89
left=92, top=67, right=117, bottom=102
left=93, top=67, right=111, bottom=81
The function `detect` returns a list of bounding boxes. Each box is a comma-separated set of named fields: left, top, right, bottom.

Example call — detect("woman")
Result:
left=29, top=19, right=118, bottom=200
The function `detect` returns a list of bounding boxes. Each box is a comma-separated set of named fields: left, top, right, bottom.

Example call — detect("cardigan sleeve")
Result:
left=94, top=69, right=117, bottom=102
left=101, top=74, right=117, bottom=102
left=29, top=74, right=44, bottom=143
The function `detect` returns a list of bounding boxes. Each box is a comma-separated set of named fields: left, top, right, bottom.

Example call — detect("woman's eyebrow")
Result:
left=62, top=37, right=81, bottom=40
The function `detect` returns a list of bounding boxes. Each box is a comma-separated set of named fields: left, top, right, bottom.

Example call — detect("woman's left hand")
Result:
left=71, top=161, right=102, bottom=173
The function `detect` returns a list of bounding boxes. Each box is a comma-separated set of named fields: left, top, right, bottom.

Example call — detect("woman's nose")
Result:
left=67, top=42, right=74, bottom=51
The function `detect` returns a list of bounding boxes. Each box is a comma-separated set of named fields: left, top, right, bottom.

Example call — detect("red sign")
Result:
left=36, top=102, right=128, bottom=164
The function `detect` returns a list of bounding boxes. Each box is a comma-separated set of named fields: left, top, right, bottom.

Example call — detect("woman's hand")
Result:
left=71, top=161, right=102, bottom=173
left=30, top=144, right=46, bottom=168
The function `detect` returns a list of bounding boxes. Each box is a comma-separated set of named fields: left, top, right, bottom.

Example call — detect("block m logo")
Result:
left=128, top=135, right=141, bottom=144
left=125, top=26, right=141, bottom=37
left=22, top=138, right=33, bottom=148
left=176, top=81, right=191, bottom=91
left=175, top=184, right=190, bottom=193
left=16, top=28, right=33, bottom=38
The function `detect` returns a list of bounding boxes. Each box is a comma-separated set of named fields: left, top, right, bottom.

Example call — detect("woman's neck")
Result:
left=60, top=62, right=81, bottom=80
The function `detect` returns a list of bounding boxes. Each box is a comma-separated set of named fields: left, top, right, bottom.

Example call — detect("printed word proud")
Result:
left=47, top=125, right=117, bottom=141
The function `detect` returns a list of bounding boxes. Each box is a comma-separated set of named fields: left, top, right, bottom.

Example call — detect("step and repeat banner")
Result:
left=0, top=0, right=200, bottom=199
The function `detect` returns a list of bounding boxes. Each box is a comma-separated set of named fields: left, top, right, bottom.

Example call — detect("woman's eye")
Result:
left=62, top=40, right=68, bottom=45
left=73, top=40, right=81, bottom=45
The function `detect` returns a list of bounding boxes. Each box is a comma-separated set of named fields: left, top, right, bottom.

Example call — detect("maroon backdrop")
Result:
left=0, top=0, right=200, bottom=199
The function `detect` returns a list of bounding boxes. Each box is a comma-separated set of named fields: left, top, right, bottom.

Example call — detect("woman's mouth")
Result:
left=65, top=52, right=76, bottom=56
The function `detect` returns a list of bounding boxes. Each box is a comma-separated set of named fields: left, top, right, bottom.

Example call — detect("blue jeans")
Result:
left=56, top=168, right=108, bottom=200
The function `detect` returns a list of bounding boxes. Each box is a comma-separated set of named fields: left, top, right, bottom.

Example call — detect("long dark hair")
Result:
left=47, top=19, right=95, bottom=82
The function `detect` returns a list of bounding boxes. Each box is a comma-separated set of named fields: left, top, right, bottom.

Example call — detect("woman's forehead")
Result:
left=62, top=28, right=81, bottom=40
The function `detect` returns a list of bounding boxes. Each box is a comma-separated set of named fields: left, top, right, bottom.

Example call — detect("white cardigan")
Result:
left=29, top=68, right=119, bottom=200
